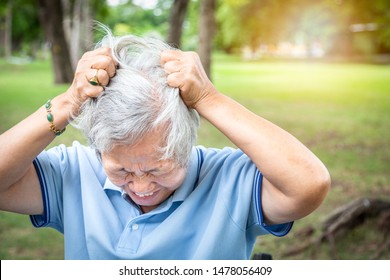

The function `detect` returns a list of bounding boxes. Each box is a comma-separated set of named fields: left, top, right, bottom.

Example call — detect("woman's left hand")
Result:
left=161, top=50, right=218, bottom=110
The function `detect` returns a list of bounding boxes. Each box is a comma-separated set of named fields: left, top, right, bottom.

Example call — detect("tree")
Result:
left=336, top=0, right=390, bottom=53
left=3, top=0, right=12, bottom=58
left=215, top=0, right=390, bottom=57
left=215, top=0, right=245, bottom=53
left=198, top=0, right=216, bottom=79
left=62, top=0, right=94, bottom=69
left=0, top=0, right=42, bottom=58
left=167, top=0, right=190, bottom=48
left=105, top=1, right=169, bottom=36
left=37, top=0, right=73, bottom=84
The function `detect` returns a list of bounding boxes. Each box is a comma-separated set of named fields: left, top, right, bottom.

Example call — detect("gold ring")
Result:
left=89, top=69, right=101, bottom=86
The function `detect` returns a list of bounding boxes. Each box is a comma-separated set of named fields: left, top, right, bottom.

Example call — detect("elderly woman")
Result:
left=0, top=26, right=330, bottom=259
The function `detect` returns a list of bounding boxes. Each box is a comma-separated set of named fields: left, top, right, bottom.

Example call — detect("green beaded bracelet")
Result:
left=45, top=99, right=66, bottom=136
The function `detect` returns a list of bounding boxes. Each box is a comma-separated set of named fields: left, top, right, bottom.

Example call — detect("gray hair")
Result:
left=73, top=25, right=200, bottom=167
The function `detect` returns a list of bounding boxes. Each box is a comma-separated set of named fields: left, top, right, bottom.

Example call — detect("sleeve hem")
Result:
left=30, top=158, right=50, bottom=228
left=254, top=169, right=294, bottom=237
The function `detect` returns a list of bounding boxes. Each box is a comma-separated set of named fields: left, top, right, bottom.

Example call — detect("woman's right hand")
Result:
left=66, top=47, right=118, bottom=116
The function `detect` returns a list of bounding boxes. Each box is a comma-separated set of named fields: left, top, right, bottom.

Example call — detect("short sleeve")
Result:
left=196, top=146, right=293, bottom=237
left=30, top=146, right=67, bottom=232
left=252, top=167, right=293, bottom=237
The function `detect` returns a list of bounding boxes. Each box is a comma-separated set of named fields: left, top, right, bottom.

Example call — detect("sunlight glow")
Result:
left=133, top=0, right=159, bottom=9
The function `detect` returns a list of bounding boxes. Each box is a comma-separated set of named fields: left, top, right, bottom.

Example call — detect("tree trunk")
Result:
left=63, top=0, right=93, bottom=69
left=4, top=0, right=12, bottom=58
left=37, top=0, right=73, bottom=84
left=198, top=0, right=216, bottom=79
left=167, top=0, right=190, bottom=48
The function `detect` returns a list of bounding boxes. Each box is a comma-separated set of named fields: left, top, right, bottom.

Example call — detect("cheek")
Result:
left=157, top=169, right=187, bottom=190
left=156, top=178, right=181, bottom=190
left=105, top=171, right=126, bottom=187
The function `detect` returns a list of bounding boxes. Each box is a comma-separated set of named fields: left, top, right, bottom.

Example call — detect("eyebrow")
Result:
left=119, top=167, right=162, bottom=173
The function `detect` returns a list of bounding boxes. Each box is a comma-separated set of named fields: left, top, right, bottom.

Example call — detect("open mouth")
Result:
left=134, top=191, right=155, bottom=198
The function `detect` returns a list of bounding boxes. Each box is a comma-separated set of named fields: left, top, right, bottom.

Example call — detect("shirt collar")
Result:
left=171, top=147, right=201, bottom=202
left=103, top=177, right=122, bottom=192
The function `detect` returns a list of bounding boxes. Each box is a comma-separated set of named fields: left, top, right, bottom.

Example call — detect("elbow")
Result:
left=304, top=166, right=331, bottom=215
left=261, top=166, right=331, bottom=224
left=292, top=166, right=331, bottom=220
left=317, top=167, right=331, bottom=201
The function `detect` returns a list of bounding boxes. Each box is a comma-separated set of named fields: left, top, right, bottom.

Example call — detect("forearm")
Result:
left=0, top=93, right=71, bottom=190
left=196, top=91, right=329, bottom=198
left=162, top=49, right=330, bottom=223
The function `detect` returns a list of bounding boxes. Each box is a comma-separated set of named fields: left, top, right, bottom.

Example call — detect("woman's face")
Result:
left=101, top=128, right=187, bottom=213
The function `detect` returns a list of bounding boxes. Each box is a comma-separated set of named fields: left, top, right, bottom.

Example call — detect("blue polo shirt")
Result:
left=31, top=141, right=292, bottom=259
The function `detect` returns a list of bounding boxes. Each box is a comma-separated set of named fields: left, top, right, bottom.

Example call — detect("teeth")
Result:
left=135, top=192, right=154, bottom=198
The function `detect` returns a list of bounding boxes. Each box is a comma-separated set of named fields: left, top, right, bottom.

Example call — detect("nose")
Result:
left=127, top=176, right=153, bottom=194
left=131, top=171, right=148, bottom=180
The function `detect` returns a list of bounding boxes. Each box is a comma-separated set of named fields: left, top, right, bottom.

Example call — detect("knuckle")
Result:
left=99, top=47, right=108, bottom=52
left=188, top=51, right=198, bottom=59
left=74, top=79, right=85, bottom=93
left=184, top=71, right=193, bottom=82
left=81, top=50, right=94, bottom=58
left=166, top=75, right=174, bottom=85
left=101, top=55, right=112, bottom=65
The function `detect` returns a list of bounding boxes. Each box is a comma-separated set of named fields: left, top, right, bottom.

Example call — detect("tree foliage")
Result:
left=104, top=0, right=171, bottom=38
left=0, top=0, right=42, bottom=57
left=216, top=0, right=390, bottom=55
left=1, top=0, right=390, bottom=60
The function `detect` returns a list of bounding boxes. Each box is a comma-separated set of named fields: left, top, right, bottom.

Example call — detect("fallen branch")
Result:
left=282, top=197, right=390, bottom=259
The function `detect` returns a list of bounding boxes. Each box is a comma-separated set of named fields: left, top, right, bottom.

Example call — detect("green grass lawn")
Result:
left=0, top=54, right=389, bottom=259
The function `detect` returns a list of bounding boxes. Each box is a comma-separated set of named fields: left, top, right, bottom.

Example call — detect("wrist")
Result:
left=46, top=94, right=73, bottom=131
left=193, top=87, right=221, bottom=116
left=45, top=99, right=66, bottom=136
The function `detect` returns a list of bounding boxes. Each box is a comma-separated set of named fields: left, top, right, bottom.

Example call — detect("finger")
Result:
left=87, top=68, right=110, bottom=87
left=91, top=55, right=117, bottom=77
left=106, top=60, right=118, bottom=78
left=73, top=72, right=103, bottom=100
left=80, top=48, right=118, bottom=77
left=82, top=47, right=113, bottom=59
left=166, top=72, right=183, bottom=89
left=97, top=69, right=110, bottom=86
left=77, top=54, right=114, bottom=72
left=82, top=86, right=103, bottom=99
left=163, top=60, right=183, bottom=74
left=161, top=49, right=182, bottom=64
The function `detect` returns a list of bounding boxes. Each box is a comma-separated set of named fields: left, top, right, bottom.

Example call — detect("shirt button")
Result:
left=132, top=224, right=139, bottom=231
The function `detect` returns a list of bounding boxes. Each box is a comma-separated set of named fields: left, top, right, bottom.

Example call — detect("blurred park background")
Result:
left=0, top=0, right=389, bottom=259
